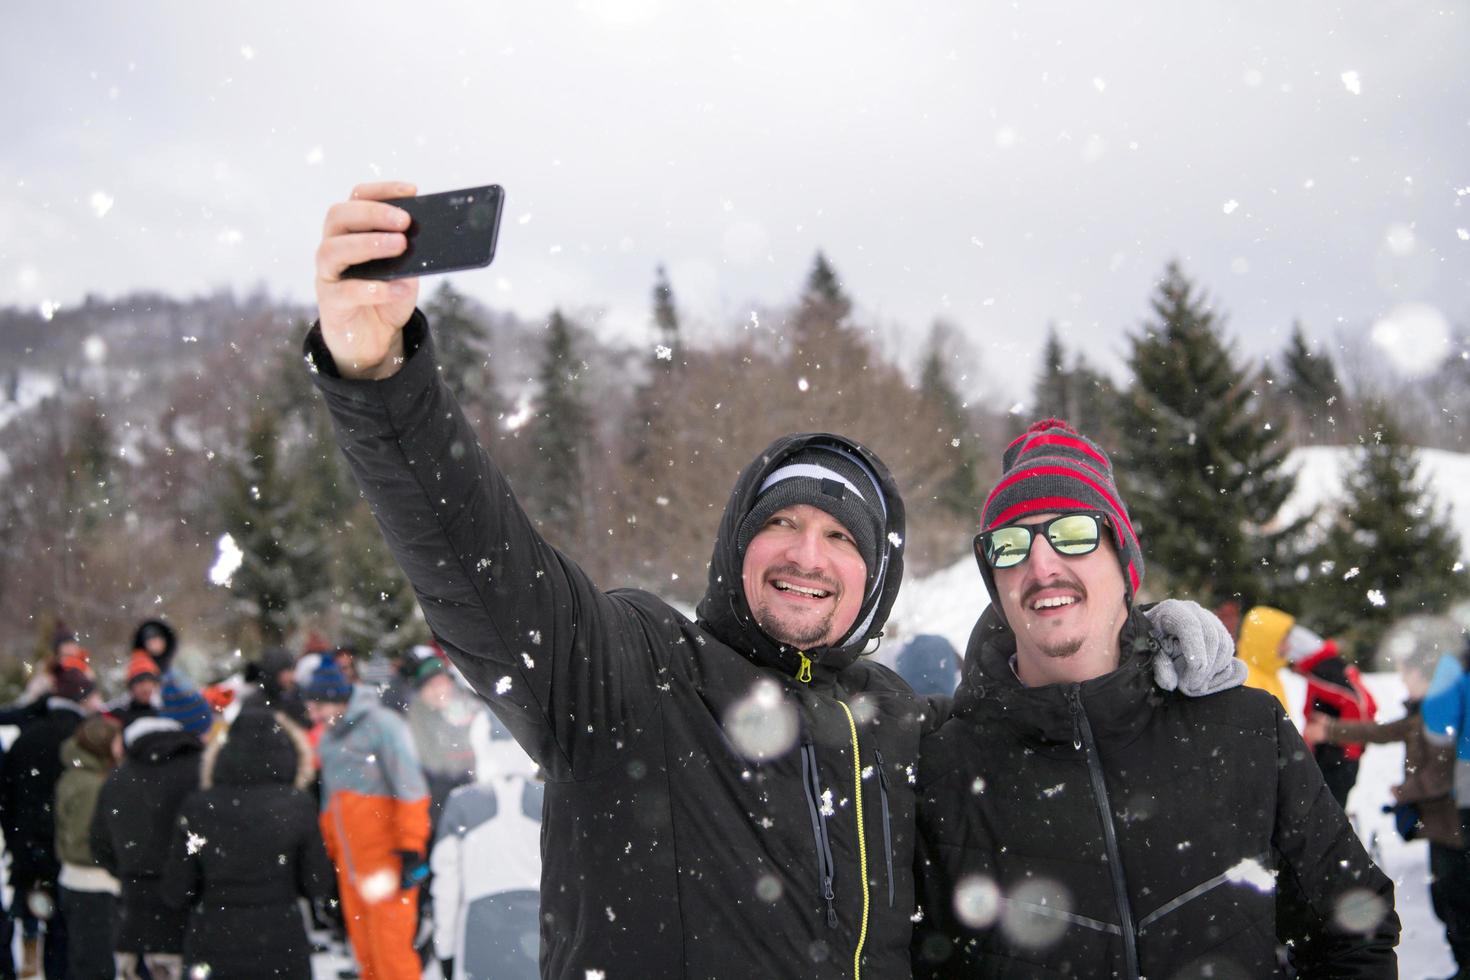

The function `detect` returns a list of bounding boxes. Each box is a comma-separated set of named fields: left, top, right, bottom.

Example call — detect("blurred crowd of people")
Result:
left=0, top=619, right=543, bottom=980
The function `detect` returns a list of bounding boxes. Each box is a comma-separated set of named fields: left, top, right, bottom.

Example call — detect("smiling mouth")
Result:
left=1031, top=595, right=1079, bottom=611
left=773, top=579, right=832, bottom=599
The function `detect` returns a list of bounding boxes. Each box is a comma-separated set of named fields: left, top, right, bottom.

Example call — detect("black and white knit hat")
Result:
left=979, top=418, right=1145, bottom=602
left=736, top=445, right=887, bottom=588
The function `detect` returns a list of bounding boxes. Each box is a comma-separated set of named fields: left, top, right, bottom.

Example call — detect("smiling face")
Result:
left=992, top=512, right=1129, bottom=686
left=741, top=504, right=868, bottom=651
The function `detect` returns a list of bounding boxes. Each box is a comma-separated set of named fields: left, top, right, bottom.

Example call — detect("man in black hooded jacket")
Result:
left=308, top=181, right=1237, bottom=979
left=911, top=418, right=1399, bottom=978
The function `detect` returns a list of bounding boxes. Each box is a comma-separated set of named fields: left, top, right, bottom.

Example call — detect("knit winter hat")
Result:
left=302, top=659, right=353, bottom=703
left=978, top=418, right=1145, bottom=603
left=1282, top=624, right=1326, bottom=664
left=159, top=675, right=214, bottom=737
left=126, top=651, right=160, bottom=687
left=412, top=655, right=448, bottom=690
left=53, top=665, right=95, bottom=703
left=736, top=445, right=887, bottom=587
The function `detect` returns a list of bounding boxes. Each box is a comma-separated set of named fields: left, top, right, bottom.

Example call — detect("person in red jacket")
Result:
left=1284, top=623, right=1378, bottom=809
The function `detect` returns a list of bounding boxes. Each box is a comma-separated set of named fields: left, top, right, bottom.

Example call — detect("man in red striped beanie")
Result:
left=974, top=417, right=1145, bottom=686
left=912, top=417, right=1399, bottom=978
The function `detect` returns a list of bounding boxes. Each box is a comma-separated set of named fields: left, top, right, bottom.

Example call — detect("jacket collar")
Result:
left=694, top=433, right=906, bottom=681
left=953, top=604, right=1161, bottom=748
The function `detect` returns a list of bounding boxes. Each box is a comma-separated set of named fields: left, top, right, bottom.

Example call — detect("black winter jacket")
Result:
left=0, top=698, right=86, bottom=888
left=912, top=607, right=1399, bottom=979
left=308, top=313, right=932, bottom=980
left=91, top=722, right=203, bottom=952
left=163, top=708, right=332, bottom=980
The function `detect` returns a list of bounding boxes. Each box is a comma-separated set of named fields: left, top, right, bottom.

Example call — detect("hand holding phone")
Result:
left=342, top=185, right=504, bottom=281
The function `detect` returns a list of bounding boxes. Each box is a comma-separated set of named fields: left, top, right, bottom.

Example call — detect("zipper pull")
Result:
left=823, top=874, right=838, bottom=927
left=874, top=748, right=890, bottom=791
left=797, top=652, right=813, bottom=684
left=1067, top=688, right=1083, bottom=751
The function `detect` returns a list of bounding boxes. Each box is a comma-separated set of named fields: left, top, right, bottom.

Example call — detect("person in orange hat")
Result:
left=107, top=652, right=161, bottom=731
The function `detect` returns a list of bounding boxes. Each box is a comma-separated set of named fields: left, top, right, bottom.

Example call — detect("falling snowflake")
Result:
left=797, top=377, right=810, bottom=393
left=521, top=653, right=536, bottom=669
left=1366, top=590, right=1386, bottom=607
left=495, top=676, right=513, bottom=694
left=654, top=344, right=673, bottom=361
left=1340, top=70, right=1362, bottom=95
left=90, top=191, right=114, bottom=218
left=819, top=789, right=835, bottom=817
left=1222, top=199, right=1239, bottom=215
left=186, top=832, right=207, bottom=855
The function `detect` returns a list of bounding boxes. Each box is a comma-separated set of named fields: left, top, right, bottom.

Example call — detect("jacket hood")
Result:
left=60, top=734, right=112, bottom=775
left=694, top=432, right=906, bottom=678
left=124, top=722, right=202, bottom=765
left=1236, top=606, right=1292, bottom=676
left=952, top=604, right=1161, bottom=747
left=203, top=707, right=314, bottom=791
left=326, top=684, right=380, bottom=733
left=131, top=617, right=178, bottom=670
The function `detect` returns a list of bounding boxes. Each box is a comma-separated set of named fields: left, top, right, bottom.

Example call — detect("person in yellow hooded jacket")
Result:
left=1237, top=605, right=1295, bottom=711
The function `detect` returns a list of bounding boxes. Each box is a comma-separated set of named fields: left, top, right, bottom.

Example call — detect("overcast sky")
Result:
left=4, top=1, right=1467, bottom=387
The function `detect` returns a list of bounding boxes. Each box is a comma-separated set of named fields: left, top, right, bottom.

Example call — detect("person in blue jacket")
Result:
left=1422, top=635, right=1470, bottom=979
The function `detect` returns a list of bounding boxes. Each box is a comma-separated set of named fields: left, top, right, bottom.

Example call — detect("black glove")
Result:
left=397, top=849, right=428, bottom=890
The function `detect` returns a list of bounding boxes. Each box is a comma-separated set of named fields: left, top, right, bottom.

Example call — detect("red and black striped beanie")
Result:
left=979, top=418, right=1144, bottom=600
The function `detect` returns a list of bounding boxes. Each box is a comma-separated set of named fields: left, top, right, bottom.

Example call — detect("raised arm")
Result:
left=309, top=183, right=665, bottom=780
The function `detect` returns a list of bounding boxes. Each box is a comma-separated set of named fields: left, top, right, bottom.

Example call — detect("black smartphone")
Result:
left=343, top=184, right=505, bottom=281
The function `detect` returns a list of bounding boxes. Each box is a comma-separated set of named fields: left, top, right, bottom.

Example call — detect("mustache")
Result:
left=766, top=563, right=841, bottom=594
left=1020, top=576, right=1087, bottom=608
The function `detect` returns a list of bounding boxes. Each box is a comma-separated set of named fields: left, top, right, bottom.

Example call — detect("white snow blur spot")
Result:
left=724, top=679, right=799, bottom=761
left=1042, top=783, right=1065, bottom=798
left=585, top=971, right=606, bottom=980
left=971, top=777, right=986, bottom=795
left=240, top=45, right=255, bottom=60
left=654, top=344, right=673, bottom=361
left=495, top=676, right=513, bottom=695
left=1367, top=589, right=1387, bottom=608
left=1384, top=223, right=1416, bottom=256
left=90, top=191, right=114, bottom=218
left=888, top=532, right=904, bottom=548
left=797, top=377, right=810, bottom=393
left=1091, top=77, right=1106, bottom=93
left=40, top=300, right=60, bottom=321
left=755, top=874, right=783, bottom=903
left=1333, top=888, right=1388, bottom=934
left=953, top=875, right=1001, bottom=928
left=1222, top=199, right=1239, bottom=215
left=605, top=906, right=616, bottom=922
left=1458, top=228, right=1470, bottom=241
left=521, top=653, right=536, bottom=670
left=1371, top=302, right=1451, bottom=377
left=305, top=146, right=324, bottom=165
left=217, top=228, right=243, bottom=246
left=357, top=868, right=397, bottom=904
left=529, top=630, right=543, bottom=645
left=1343, top=566, right=1360, bottom=580
left=185, top=832, right=207, bottom=855
left=504, top=395, right=533, bottom=431
left=1341, top=70, right=1362, bottom=95
left=189, top=964, right=213, bottom=979
left=518, top=213, right=532, bottom=225
left=1225, top=857, right=1276, bottom=893
left=1000, top=877, right=1073, bottom=950
left=995, top=126, right=1018, bottom=149
left=819, top=789, right=835, bottom=817
left=82, top=335, right=107, bottom=364
left=209, top=533, right=244, bottom=587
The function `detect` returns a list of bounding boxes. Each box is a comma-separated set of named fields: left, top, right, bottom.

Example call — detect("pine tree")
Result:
left=528, top=310, right=593, bottom=545
left=918, top=322, right=981, bottom=518
left=652, top=264, right=680, bottom=363
left=802, top=251, right=851, bottom=321
left=1306, top=402, right=1467, bottom=657
left=1281, top=321, right=1342, bottom=443
left=218, top=408, right=329, bottom=646
left=424, top=281, right=498, bottom=410
left=1116, top=262, right=1304, bottom=607
left=1033, top=326, right=1073, bottom=420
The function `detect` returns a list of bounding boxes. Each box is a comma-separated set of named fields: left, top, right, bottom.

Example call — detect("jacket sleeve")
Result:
left=295, top=796, right=335, bottom=901
left=159, top=805, right=201, bottom=910
left=1271, top=705, right=1399, bottom=977
left=1324, top=714, right=1412, bottom=746
left=307, top=313, right=663, bottom=780
left=88, top=778, right=117, bottom=877
left=429, top=799, right=465, bottom=963
left=375, top=709, right=431, bottom=855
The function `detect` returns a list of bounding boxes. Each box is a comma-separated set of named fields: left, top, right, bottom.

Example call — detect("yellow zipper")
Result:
left=837, top=700, right=870, bottom=980
left=796, top=652, right=813, bottom=683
